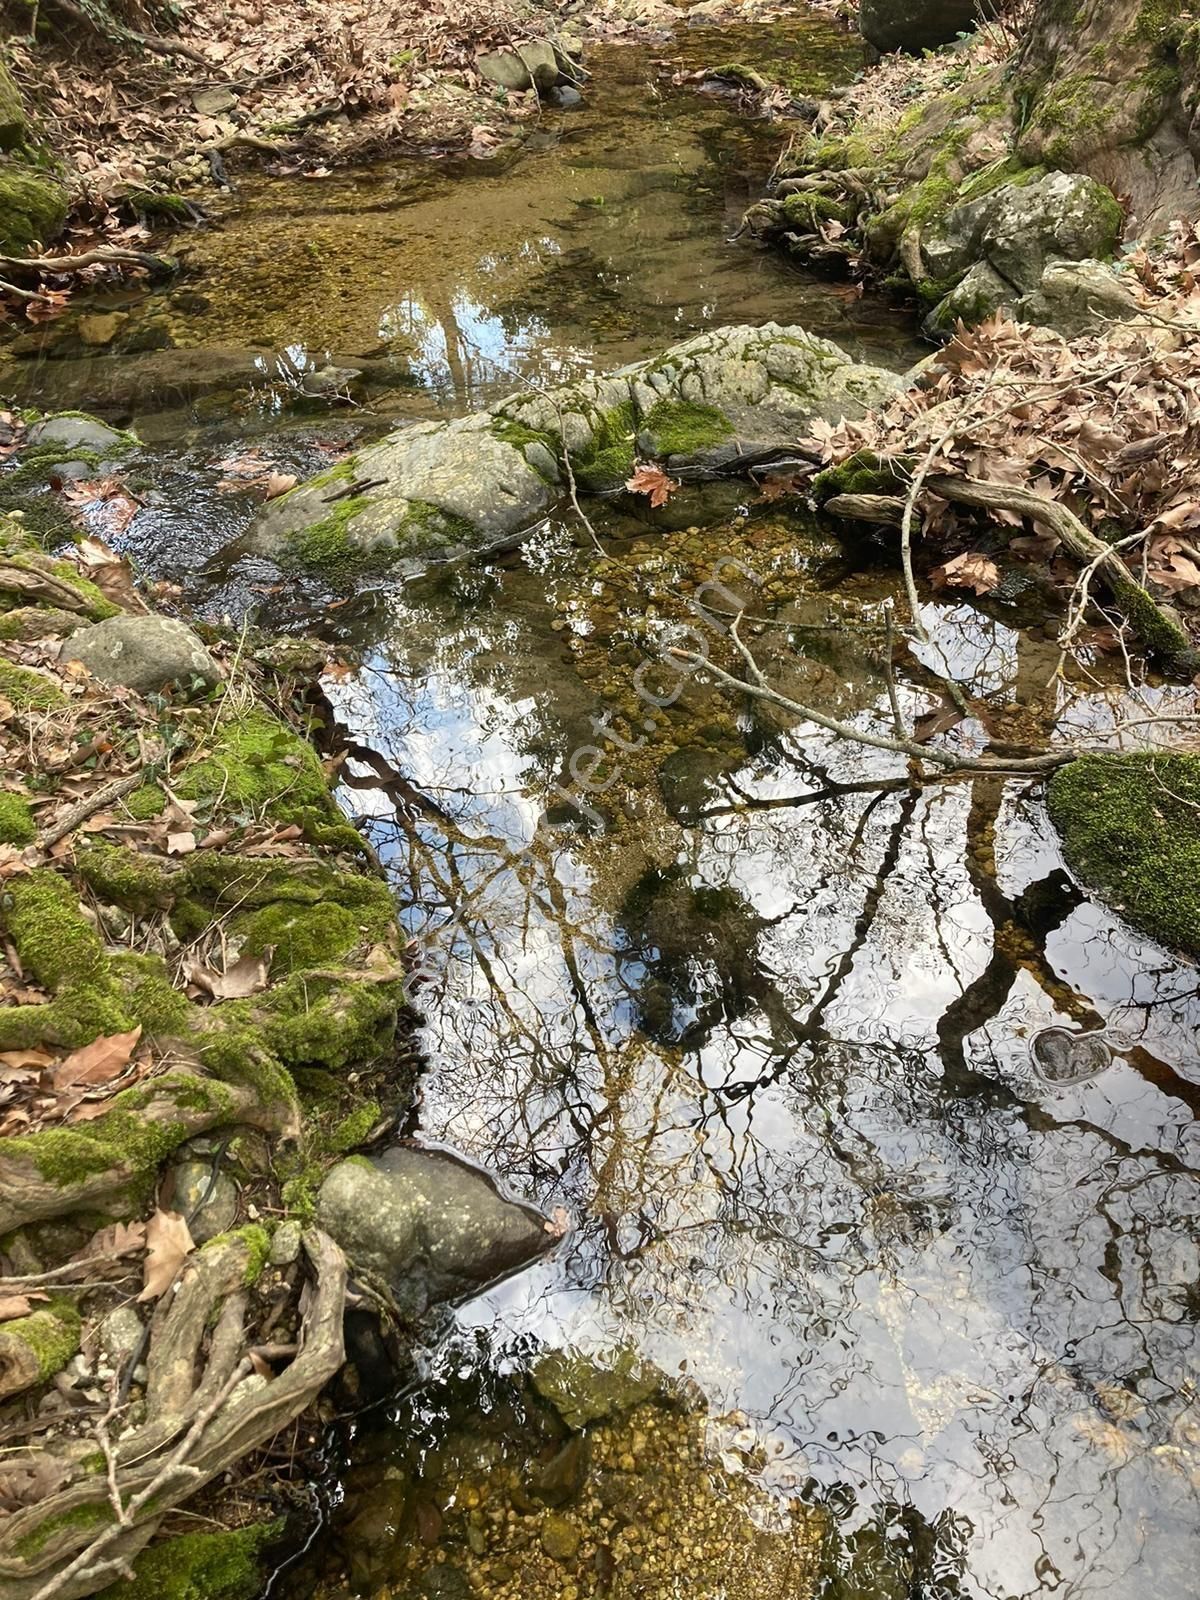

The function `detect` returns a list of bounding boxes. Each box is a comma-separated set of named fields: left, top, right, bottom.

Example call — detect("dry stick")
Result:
left=924, top=475, right=1200, bottom=670
left=665, top=647, right=1073, bottom=774
left=0, top=247, right=175, bottom=277
left=37, top=772, right=144, bottom=851
left=824, top=478, right=1200, bottom=671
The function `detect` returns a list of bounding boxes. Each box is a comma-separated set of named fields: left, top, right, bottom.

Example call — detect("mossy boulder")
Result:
left=250, top=326, right=899, bottom=583
left=1047, top=751, right=1200, bottom=955
left=0, top=160, right=67, bottom=255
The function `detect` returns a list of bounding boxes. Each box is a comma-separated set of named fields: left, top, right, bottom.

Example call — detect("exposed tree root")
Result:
left=0, top=1230, right=346, bottom=1600
left=0, top=248, right=176, bottom=279
left=0, top=1071, right=293, bottom=1235
left=823, top=474, right=1200, bottom=675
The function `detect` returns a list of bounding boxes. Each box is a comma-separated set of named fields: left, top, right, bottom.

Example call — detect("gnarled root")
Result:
left=0, top=1071, right=293, bottom=1235
left=0, top=1230, right=346, bottom=1600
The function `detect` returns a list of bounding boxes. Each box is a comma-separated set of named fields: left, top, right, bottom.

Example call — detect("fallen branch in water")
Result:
left=824, top=474, right=1200, bottom=675
left=667, top=616, right=1075, bottom=777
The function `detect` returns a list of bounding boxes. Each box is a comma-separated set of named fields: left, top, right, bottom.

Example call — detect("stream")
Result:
left=4, top=9, right=1199, bottom=1600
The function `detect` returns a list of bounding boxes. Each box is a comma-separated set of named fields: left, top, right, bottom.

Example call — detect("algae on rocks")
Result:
left=249, top=324, right=900, bottom=580
left=0, top=58, right=68, bottom=255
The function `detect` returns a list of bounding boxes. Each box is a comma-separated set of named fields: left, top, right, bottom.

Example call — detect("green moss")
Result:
left=779, top=191, right=852, bottom=231
left=3, top=1073, right=234, bottom=1188
left=2, top=869, right=107, bottom=989
left=237, top=899, right=364, bottom=975
left=258, top=971, right=405, bottom=1070
left=282, top=494, right=395, bottom=578
left=640, top=400, right=733, bottom=459
left=0, top=791, right=35, bottom=844
left=397, top=498, right=476, bottom=552
left=94, top=1522, right=283, bottom=1600
left=110, top=953, right=192, bottom=1036
left=1047, top=752, right=1200, bottom=954
left=0, top=657, right=66, bottom=711
left=491, top=415, right=558, bottom=456
left=0, top=161, right=68, bottom=254
left=176, top=708, right=333, bottom=826
left=0, top=1298, right=80, bottom=1381
left=124, top=190, right=192, bottom=220
left=575, top=401, right=637, bottom=490
left=13, top=1499, right=113, bottom=1560
left=75, top=839, right=174, bottom=912
left=201, top=1223, right=272, bottom=1285
left=124, top=783, right=167, bottom=820
left=812, top=450, right=912, bottom=504
left=328, top=1099, right=380, bottom=1153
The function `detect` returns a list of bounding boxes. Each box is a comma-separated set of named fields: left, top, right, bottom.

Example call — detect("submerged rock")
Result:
left=26, top=414, right=132, bottom=455
left=251, top=323, right=899, bottom=580
left=62, top=615, right=222, bottom=696
left=317, top=1145, right=552, bottom=1315
left=530, top=1346, right=664, bottom=1431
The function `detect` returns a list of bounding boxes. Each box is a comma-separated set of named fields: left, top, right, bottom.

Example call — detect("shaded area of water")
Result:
left=276, top=504, right=1200, bottom=1599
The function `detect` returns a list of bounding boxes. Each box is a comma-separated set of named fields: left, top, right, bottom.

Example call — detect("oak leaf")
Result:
left=139, top=1208, right=194, bottom=1301
left=931, top=552, right=1001, bottom=596
left=51, top=1025, right=142, bottom=1091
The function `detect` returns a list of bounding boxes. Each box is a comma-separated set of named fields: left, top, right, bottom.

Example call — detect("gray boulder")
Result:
left=1016, top=258, right=1141, bottom=336
left=477, top=40, right=559, bottom=93
left=62, top=615, right=222, bottom=696
left=250, top=324, right=899, bottom=580
left=982, top=171, right=1123, bottom=292
left=317, top=1146, right=552, bottom=1316
left=27, top=414, right=132, bottom=455
left=924, top=260, right=1015, bottom=335
left=860, top=0, right=980, bottom=54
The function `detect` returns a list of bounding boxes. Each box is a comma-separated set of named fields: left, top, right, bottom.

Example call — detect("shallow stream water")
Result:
left=4, top=8, right=1200, bottom=1599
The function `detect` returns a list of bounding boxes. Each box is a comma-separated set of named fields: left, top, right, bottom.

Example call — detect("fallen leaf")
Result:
left=0, top=1048, right=54, bottom=1072
left=912, top=706, right=965, bottom=744
left=51, top=1025, right=142, bottom=1091
left=75, top=1219, right=147, bottom=1261
left=0, top=1293, right=47, bottom=1320
left=625, top=463, right=679, bottom=508
left=185, top=950, right=272, bottom=1001
left=139, top=1208, right=194, bottom=1300
left=166, top=830, right=197, bottom=855
left=931, top=552, right=1001, bottom=596
left=265, top=471, right=297, bottom=499
left=543, top=1205, right=571, bottom=1239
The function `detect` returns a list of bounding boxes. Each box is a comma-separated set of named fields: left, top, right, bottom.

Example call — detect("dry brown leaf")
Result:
left=51, top=1025, right=142, bottom=1091
left=0, top=1292, right=48, bottom=1321
left=912, top=706, right=966, bottom=744
left=76, top=1219, right=147, bottom=1261
left=167, top=830, right=197, bottom=855
left=185, top=950, right=272, bottom=1001
left=265, top=471, right=297, bottom=499
left=931, top=552, right=1002, bottom=596
left=625, top=463, right=679, bottom=508
left=0, top=1047, right=54, bottom=1072
left=139, top=1208, right=194, bottom=1301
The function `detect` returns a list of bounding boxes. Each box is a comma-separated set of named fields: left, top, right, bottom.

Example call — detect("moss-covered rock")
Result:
left=94, top=1522, right=282, bottom=1600
left=1047, top=751, right=1200, bottom=954
left=0, top=160, right=68, bottom=255
left=0, top=1298, right=81, bottom=1399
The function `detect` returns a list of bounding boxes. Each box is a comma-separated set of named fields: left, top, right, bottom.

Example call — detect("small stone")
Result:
left=168, top=1158, right=239, bottom=1243
left=466, top=1524, right=486, bottom=1556
left=76, top=311, right=128, bottom=348
left=98, top=1306, right=143, bottom=1368
left=269, top=1218, right=303, bottom=1265
left=191, top=86, right=238, bottom=116
left=62, top=615, right=223, bottom=697
left=540, top=1513, right=582, bottom=1562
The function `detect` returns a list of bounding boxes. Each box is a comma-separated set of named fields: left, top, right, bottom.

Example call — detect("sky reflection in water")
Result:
left=324, top=553, right=1200, bottom=1600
